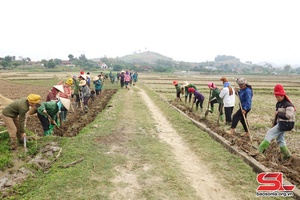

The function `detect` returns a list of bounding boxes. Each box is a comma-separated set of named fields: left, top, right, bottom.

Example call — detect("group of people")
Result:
left=118, top=70, right=138, bottom=89
left=173, top=77, right=296, bottom=161
left=1, top=70, right=108, bottom=150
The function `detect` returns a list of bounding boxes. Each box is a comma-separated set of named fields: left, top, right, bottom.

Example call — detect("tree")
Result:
left=68, top=54, right=74, bottom=61
left=79, top=54, right=87, bottom=62
left=283, top=64, right=291, bottom=74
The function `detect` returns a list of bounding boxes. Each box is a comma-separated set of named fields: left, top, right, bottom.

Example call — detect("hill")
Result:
left=117, top=51, right=173, bottom=63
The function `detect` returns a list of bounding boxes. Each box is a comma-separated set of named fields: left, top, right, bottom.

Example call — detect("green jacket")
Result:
left=37, top=101, right=59, bottom=120
left=175, top=84, right=181, bottom=93
left=185, top=84, right=197, bottom=95
left=2, top=98, right=29, bottom=133
left=209, top=88, right=222, bottom=103
left=73, top=78, right=80, bottom=95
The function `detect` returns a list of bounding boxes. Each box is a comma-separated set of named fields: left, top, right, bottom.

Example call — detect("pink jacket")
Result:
left=124, top=74, right=131, bottom=82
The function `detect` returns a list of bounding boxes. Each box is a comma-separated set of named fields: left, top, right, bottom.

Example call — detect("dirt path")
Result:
left=136, top=86, right=237, bottom=199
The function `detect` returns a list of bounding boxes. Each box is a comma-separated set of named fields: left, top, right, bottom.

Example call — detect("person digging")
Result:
left=207, top=82, right=224, bottom=122
left=34, top=97, right=70, bottom=136
left=188, top=88, right=205, bottom=112
left=257, top=84, right=295, bottom=161
left=182, top=81, right=197, bottom=104
left=172, top=80, right=182, bottom=102
left=2, top=94, right=41, bottom=150
left=226, top=78, right=253, bottom=137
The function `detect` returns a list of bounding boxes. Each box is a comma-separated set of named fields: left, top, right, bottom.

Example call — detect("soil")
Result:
left=138, top=87, right=238, bottom=199
left=169, top=100, right=300, bottom=189
left=0, top=78, right=299, bottom=198
left=0, top=79, right=116, bottom=197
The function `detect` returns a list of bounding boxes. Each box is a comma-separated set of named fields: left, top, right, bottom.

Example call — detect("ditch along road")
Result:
left=1, top=82, right=288, bottom=199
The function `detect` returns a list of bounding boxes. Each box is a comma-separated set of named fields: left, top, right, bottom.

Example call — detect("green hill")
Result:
left=118, top=51, right=173, bottom=63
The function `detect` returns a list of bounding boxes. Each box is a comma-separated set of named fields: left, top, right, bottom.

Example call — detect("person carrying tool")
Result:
left=257, top=84, right=296, bottom=161
left=2, top=94, right=41, bottom=150
left=207, top=82, right=224, bottom=122
left=219, top=77, right=235, bottom=125
left=173, top=80, right=182, bottom=101
left=72, top=75, right=80, bottom=108
left=56, top=78, right=73, bottom=121
left=226, top=78, right=253, bottom=137
left=182, top=81, right=197, bottom=104
left=188, top=88, right=205, bottom=112
left=92, top=76, right=103, bottom=96
left=79, top=79, right=91, bottom=113
left=34, top=97, right=70, bottom=136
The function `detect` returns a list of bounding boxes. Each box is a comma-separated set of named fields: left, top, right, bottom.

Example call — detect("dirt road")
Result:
left=137, top=86, right=237, bottom=199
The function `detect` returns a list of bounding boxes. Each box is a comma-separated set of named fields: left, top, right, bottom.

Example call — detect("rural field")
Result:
left=0, top=71, right=299, bottom=199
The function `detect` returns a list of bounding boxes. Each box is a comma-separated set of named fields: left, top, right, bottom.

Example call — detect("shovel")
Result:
left=204, top=90, right=212, bottom=118
left=44, top=112, right=63, bottom=135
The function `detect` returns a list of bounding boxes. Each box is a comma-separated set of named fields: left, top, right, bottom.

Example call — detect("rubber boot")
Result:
left=258, top=140, right=270, bottom=153
left=49, top=124, right=55, bottom=133
left=219, top=114, right=224, bottom=122
left=10, top=137, right=18, bottom=150
left=209, top=107, right=214, bottom=113
left=280, top=146, right=291, bottom=160
left=44, top=130, right=52, bottom=136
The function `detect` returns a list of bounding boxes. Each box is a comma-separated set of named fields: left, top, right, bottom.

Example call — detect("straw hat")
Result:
left=80, top=74, right=87, bottom=80
left=59, top=98, right=70, bottom=110
left=121, top=70, right=125, bottom=73
left=92, top=76, right=99, bottom=81
left=182, top=81, right=189, bottom=87
left=53, top=85, right=64, bottom=93
left=79, top=80, right=86, bottom=86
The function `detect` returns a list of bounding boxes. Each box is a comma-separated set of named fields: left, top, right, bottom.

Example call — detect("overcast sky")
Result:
left=1, top=0, right=299, bottom=65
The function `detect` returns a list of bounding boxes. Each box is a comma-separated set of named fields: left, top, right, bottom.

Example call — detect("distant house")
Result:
left=204, top=66, right=217, bottom=71
left=141, top=66, right=152, bottom=71
left=61, top=60, right=75, bottom=67
left=100, top=63, right=108, bottom=69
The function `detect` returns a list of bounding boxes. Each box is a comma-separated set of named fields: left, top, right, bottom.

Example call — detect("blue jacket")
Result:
left=239, top=86, right=252, bottom=111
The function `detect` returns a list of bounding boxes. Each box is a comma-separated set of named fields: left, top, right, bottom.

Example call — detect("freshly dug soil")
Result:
left=170, top=100, right=300, bottom=189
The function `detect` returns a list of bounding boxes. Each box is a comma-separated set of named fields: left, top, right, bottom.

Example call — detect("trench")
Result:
left=162, top=97, right=300, bottom=199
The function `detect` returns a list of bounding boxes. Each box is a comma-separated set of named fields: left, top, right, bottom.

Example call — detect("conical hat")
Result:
left=59, top=97, right=70, bottom=110
left=182, top=81, right=189, bottom=87
left=79, top=80, right=86, bottom=86
left=92, top=76, right=99, bottom=81
left=53, top=85, right=64, bottom=93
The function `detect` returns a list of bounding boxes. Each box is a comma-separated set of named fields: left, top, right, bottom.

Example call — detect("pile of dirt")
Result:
left=170, top=100, right=300, bottom=188
left=0, top=142, right=61, bottom=197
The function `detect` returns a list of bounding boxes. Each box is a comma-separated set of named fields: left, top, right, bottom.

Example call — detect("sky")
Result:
left=1, top=0, right=300, bottom=65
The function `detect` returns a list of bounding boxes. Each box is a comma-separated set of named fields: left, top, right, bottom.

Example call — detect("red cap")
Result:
left=188, top=88, right=195, bottom=93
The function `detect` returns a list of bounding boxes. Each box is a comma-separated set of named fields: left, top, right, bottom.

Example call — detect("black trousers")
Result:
left=224, top=106, right=234, bottom=122
left=210, top=99, right=223, bottom=115
left=231, top=108, right=250, bottom=132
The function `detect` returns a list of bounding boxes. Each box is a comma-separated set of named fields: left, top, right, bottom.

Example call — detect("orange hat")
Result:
left=173, top=80, right=178, bottom=85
